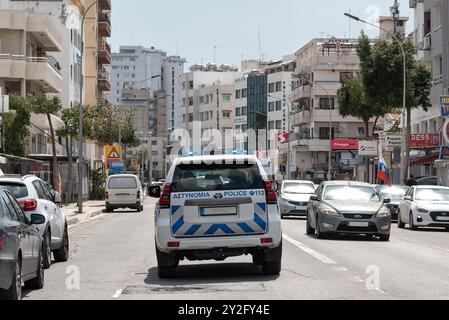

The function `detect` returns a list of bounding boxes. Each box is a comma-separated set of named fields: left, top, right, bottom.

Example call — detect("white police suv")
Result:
left=151, top=155, right=282, bottom=278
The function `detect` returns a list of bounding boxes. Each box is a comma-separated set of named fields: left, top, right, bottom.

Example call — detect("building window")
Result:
left=242, top=106, right=247, bottom=116
left=276, top=82, right=282, bottom=92
left=276, top=120, right=282, bottom=130
left=269, top=121, right=275, bottom=130
left=268, top=102, right=275, bottom=112
left=222, top=94, right=231, bottom=102
left=319, top=98, right=335, bottom=110
left=236, top=108, right=241, bottom=117
left=200, top=96, right=205, bottom=104
left=242, top=89, right=248, bottom=98
left=236, top=90, right=241, bottom=99
left=319, top=127, right=335, bottom=140
left=276, top=101, right=282, bottom=111
left=268, top=83, right=275, bottom=93
left=340, top=72, right=354, bottom=83
left=223, top=111, right=231, bottom=118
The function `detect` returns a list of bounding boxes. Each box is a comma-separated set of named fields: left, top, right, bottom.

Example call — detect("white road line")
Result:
left=112, top=289, right=123, bottom=299
left=332, top=266, right=348, bottom=272
left=283, top=234, right=337, bottom=265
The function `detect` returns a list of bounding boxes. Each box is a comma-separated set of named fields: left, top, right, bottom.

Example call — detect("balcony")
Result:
left=0, top=54, right=62, bottom=93
left=0, top=10, right=63, bottom=52
left=98, top=70, right=111, bottom=92
left=98, top=13, right=111, bottom=38
left=98, top=0, right=112, bottom=11
left=98, top=40, right=111, bottom=65
left=293, top=110, right=312, bottom=126
left=292, top=85, right=312, bottom=102
left=26, top=57, right=63, bottom=93
left=313, top=81, right=342, bottom=96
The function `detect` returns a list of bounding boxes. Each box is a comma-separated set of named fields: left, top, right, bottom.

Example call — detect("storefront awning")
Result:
left=410, top=153, right=439, bottom=166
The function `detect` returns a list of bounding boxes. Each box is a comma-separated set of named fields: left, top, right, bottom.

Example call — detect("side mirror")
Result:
left=30, top=214, right=46, bottom=225
left=54, top=191, right=62, bottom=204
left=148, top=186, right=161, bottom=198
left=310, top=194, right=319, bottom=202
left=404, top=196, right=412, bottom=201
left=383, top=198, right=391, bottom=204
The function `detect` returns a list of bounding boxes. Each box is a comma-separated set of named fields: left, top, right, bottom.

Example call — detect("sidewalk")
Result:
left=61, top=201, right=106, bottom=227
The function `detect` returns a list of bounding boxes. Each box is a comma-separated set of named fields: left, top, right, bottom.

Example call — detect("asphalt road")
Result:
left=23, top=198, right=449, bottom=300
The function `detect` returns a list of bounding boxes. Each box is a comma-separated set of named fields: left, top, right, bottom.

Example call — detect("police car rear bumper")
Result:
left=155, top=209, right=282, bottom=253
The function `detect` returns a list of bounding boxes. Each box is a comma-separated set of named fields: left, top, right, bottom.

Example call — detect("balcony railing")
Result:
left=26, top=57, right=61, bottom=75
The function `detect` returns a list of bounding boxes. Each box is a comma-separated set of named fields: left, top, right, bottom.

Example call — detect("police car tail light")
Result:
left=264, top=181, right=278, bottom=204
left=105, top=192, right=109, bottom=200
left=137, top=191, right=141, bottom=199
left=261, top=238, right=273, bottom=244
left=167, top=241, right=180, bottom=248
left=159, top=184, right=171, bottom=207
left=0, top=235, right=4, bottom=250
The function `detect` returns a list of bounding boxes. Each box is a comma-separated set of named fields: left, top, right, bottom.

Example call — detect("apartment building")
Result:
left=117, top=88, right=167, bottom=179
left=289, top=38, right=375, bottom=181
left=410, top=0, right=449, bottom=177
left=180, top=63, right=240, bottom=154
left=108, top=45, right=185, bottom=137
left=84, top=0, right=111, bottom=106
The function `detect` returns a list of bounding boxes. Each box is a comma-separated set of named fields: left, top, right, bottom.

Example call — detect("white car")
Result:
left=106, top=174, right=144, bottom=212
left=152, top=155, right=283, bottom=278
left=279, top=180, right=316, bottom=218
left=0, top=175, right=69, bottom=269
left=399, top=186, right=449, bottom=231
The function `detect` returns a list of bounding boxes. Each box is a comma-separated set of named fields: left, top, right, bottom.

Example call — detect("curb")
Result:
left=67, top=217, right=80, bottom=227
left=87, top=209, right=105, bottom=219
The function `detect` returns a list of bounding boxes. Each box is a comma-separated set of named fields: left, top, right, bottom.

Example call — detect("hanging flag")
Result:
left=378, top=156, right=392, bottom=187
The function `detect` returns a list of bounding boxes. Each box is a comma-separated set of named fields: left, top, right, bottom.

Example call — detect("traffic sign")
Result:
left=105, top=146, right=122, bottom=162
left=441, top=96, right=449, bottom=117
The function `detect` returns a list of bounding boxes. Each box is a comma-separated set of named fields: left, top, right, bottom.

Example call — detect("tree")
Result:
left=31, top=93, right=63, bottom=192
left=4, top=95, right=32, bottom=157
left=357, top=32, right=432, bottom=182
left=337, top=73, right=385, bottom=139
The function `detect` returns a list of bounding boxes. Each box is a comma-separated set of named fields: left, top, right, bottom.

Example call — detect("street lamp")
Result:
left=78, top=0, right=99, bottom=213
left=344, top=12, right=408, bottom=184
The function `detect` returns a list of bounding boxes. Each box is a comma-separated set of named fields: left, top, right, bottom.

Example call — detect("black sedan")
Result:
left=0, top=189, right=45, bottom=300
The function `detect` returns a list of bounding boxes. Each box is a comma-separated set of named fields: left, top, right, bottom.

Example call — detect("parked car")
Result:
left=279, top=180, right=316, bottom=218
left=416, top=176, right=438, bottom=186
left=377, top=185, right=410, bottom=221
left=0, top=175, right=69, bottom=269
left=106, top=174, right=144, bottom=212
left=0, top=189, right=45, bottom=300
left=398, top=186, right=449, bottom=231
left=307, top=181, right=392, bottom=241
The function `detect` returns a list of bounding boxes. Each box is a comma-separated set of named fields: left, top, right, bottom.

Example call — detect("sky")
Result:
left=110, top=0, right=414, bottom=69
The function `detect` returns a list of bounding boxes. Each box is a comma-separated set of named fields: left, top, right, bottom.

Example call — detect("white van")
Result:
left=106, top=174, right=144, bottom=212
left=152, top=155, right=282, bottom=278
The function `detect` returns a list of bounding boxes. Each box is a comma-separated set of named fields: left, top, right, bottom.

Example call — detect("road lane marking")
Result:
left=332, top=266, right=348, bottom=272
left=283, top=234, right=337, bottom=265
left=112, top=289, right=123, bottom=299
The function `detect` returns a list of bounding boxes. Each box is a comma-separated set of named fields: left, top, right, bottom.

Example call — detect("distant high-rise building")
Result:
left=108, top=45, right=185, bottom=137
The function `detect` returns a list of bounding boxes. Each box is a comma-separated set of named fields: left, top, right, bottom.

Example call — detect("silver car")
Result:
left=279, top=180, right=316, bottom=218
left=307, top=181, right=392, bottom=241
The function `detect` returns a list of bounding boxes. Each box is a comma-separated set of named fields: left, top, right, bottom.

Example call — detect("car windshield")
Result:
left=172, top=163, right=264, bottom=192
left=324, top=185, right=381, bottom=202
left=379, top=186, right=409, bottom=199
left=0, top=183, right=29, bottom=199
left=108, top=177, right=138, bottom=189
left=415, top=188, right=449, bottom=201
left=282, top=182, right=315, bottom=194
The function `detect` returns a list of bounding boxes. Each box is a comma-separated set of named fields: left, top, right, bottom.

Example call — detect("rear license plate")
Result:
left=437, top=217, right=449, bottom=221
left=200, top=206, right=237, bottom=216
left=348, top=222, right=369, bottom=228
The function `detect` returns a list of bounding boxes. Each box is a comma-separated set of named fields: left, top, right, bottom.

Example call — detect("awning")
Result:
left=410, top=153, right=439, bottom=166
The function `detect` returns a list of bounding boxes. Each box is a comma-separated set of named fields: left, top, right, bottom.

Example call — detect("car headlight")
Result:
left=417, top=207, right=429, bottom=214
left=320, top=205, right=339, bottom=216
left=376, top=207, right=391, bottom=218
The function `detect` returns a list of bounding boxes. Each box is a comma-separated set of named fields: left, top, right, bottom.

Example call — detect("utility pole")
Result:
left=391, top=0, right=400, bottom=34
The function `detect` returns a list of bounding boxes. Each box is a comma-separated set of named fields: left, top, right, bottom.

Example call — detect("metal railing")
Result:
left=26, top=56, right=61, bottom=75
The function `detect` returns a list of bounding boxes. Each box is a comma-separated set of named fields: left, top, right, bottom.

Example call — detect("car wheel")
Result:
left=398, top=211, right=406, bottom=229
left=53, top=227, right=69, bottom=262
left=25, top=248, right=44, bottom=290
left=379, top=234, right=390, bottom=242
left=409, top=212, right=418, bottom=231
left=156, top=246, right=178, bottom=279
left=0, top=257, right=22, bottom=300
left=106, top=206, right=113, bottom=213
left=136, top=203, right=142, bottom=212
left=315, top=214, right=325, bottom=239
left=262, top=259, right=281, bottom=275
left=306, top=213, right=315, bottom=235
left=252, top=253, right=264, bottom=266
left=43, top=230, right=52, bottom=269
